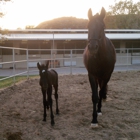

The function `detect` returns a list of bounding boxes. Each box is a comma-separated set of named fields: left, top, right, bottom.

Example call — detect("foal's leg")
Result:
left=88, top=74, right=98, bottom=127
left=47, top=86, right=55, bottom=125
left=41, top=88, right=47, bottom=121
left=54, top=84, right=59, bottom=114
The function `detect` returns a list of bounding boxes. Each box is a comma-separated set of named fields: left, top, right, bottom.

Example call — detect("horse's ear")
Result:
left=37, top=62, right=41, bottom=70
left=100, top=7, right=106, bottom=20
left=88, top=8, right=92, bottom=20
left=46, top=60, right=50, bottom=69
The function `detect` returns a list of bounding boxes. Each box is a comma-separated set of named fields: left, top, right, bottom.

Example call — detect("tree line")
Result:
left=106, top=0, right=140, bottom=29
left=36, top=0, right=140, bottom=29
left=35, top=14, right=140, bottom=29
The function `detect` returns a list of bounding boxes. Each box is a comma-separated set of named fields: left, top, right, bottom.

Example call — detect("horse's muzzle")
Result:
left=88, top=43, right=99, bottom=56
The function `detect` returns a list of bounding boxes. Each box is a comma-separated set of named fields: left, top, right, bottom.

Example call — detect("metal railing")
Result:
left=0, top=46, right=140, bottom=85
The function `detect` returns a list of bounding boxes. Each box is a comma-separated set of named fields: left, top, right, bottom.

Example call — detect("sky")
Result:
left=0, top=0, right=139, bottom=29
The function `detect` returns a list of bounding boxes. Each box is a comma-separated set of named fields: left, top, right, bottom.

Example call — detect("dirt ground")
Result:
left=0, top=71, right=140, bottom=140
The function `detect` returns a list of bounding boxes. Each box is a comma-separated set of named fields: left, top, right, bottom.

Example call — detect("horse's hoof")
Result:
left=98, top=112, right=102, bottom=116
left=91, top=123, right=98, bottom=128
left=43, top=119, right=46, bottom=122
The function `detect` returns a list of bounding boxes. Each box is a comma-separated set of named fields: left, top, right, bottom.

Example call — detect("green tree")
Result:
left=0, top=0, right=11, bottom=18
left=106, top=0, right=140, bottom=29
left=107, top=0, right=140, bottom=15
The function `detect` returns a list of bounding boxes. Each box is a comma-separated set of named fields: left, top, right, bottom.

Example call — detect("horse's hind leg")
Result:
left=97, top=81, right=108, bottom=115
left=46, top=100, right=49, bottom=110
left=88, top=74, right=98, bottom=127
left=41, top=88, right=47, bottom=121
left=54, top=84, right=59, bottom=115
left=48, top=86, right=55, bottom=125
left=102, top=84, right=108, bottom=100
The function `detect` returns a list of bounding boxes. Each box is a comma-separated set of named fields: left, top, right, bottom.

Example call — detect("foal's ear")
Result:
left=88, top=8, right=92, bottom=20
left=37, top=62, right=41, bottom=70
left=100, top=7, right=106, bottom=20
left=46, top=60, right=50, bottom=69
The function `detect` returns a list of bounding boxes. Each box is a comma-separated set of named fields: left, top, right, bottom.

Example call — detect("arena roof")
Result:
left=2, top=29, right=140, bottom=33
left=1, top=29, right=140, bottom=40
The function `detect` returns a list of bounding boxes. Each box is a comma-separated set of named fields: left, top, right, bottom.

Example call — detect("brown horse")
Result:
left=83, top=7, right=116, bottom=128
left=37, top=60, right=59, bottom=126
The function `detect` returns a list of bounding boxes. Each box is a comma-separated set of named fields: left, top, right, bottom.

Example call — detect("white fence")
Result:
left=0, top=46, right=140, bottom=84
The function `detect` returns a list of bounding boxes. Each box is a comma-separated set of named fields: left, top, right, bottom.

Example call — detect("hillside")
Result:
left=36, top=17, right=88, bottom=29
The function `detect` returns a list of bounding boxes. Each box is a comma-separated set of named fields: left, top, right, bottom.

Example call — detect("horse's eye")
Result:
left=42, top=70, right=45, bottom=73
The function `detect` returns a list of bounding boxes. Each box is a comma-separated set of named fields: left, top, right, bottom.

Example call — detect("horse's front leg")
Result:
left=54, top=84, right=59, bottom=115
left=41, top=88, right=47, bottom=121
left=88, top=74, right=98, bottom=128
left=48, top=86, right=55, bottom=125
left=97, top=89, right=103, bottom=115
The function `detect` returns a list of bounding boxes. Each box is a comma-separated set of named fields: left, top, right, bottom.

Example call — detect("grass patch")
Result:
left=0, top=75, right=38, bottom=89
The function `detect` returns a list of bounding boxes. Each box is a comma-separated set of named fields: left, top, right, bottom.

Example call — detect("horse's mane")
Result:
left=87, top=13, right=106, bottom=29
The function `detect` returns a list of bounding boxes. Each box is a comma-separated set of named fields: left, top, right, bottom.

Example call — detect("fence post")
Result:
left=50, top=32, right=54, bottom=68
left=127, top=49, right=129, bottom=71
left=26, top=49, right=29, bottom=79
left=12, top=48, right=15, bottom=84
left=70, top=50, right=72, bottom=74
